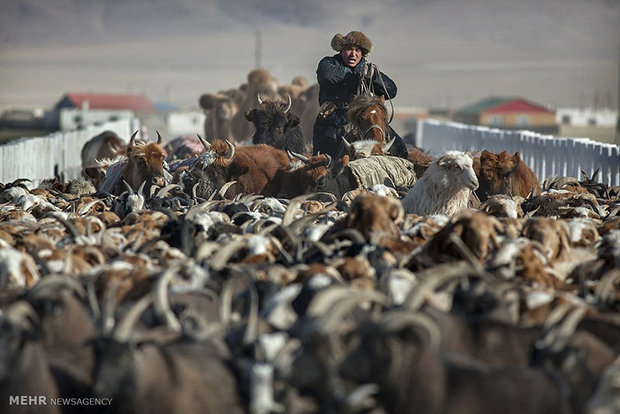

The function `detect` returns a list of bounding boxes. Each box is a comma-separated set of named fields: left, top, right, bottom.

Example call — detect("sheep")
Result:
left=402, top=150, right=479, bottom=216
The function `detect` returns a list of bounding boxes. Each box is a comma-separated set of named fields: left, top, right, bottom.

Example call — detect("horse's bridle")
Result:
left=360, top=124, right=387, bottom=143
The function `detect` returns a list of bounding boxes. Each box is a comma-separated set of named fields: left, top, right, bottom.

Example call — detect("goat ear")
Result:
left=512, top=152, right=521, bottom=163
left=343, top=154, right=350, bottom=167
left=244, top=109, right=256, bottom=122
left=286, top=113, right=300, bottom=127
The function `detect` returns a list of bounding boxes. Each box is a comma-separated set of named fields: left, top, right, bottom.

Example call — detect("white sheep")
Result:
left=401, top=150, right=479, bottom=216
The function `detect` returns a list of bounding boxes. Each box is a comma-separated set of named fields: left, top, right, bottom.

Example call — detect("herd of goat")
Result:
left=1, top=95, right=620, bottom=414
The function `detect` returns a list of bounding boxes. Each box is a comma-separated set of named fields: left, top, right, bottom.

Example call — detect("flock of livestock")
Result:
left=1, top=69, right=620, bottom=414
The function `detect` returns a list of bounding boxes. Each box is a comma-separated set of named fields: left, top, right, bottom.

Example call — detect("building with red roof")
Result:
left=454, top=96, right=557, bottom=134
left=55, top=93, right=156, bottom=113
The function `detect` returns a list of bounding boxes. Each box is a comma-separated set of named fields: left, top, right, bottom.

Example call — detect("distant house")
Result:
left=453, top=96, right=557, bottom=134
left=55, top=93, right=156, bottom=113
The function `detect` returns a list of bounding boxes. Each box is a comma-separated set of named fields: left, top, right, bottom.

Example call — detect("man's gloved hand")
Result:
left=361, top=62, right=374, bottom=80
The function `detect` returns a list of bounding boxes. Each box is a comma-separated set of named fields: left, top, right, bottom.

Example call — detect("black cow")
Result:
left=244, top=95, right=306, bottom=154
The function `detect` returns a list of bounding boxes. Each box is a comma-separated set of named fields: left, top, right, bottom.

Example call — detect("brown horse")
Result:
left=341, top=94, right=395, bottom=159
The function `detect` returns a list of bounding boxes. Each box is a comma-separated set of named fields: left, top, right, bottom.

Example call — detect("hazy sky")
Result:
left=1, top=0, right=618, bottom=110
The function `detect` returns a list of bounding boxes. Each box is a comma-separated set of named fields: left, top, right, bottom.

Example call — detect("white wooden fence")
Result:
left=1, top=118, right=140, bottom=187
left=416, top=119, right=620, bottom=186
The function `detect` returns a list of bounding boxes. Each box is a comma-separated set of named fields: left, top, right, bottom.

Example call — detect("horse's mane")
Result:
left=346, top=94, right=388, bottom=127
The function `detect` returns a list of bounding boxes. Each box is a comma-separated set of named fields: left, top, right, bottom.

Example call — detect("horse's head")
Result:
left=346, top=94, right=388, bottom=145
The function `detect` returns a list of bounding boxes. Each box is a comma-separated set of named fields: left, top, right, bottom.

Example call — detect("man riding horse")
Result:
left=312, top=30, right=408, bottom=159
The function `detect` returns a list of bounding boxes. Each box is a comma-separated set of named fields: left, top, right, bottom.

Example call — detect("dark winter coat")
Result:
left=312, top=54, right=407, bottom=159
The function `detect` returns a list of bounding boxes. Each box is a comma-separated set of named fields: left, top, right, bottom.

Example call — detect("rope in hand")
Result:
left=357, top=62, right=395, bottom=125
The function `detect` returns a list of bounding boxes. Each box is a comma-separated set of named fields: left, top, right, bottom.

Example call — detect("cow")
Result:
left=244, top=94, right=306, bottom=154
left=176, top=139, right=293, bottom=199
left=99, top=130, right=168, bottom=196
left=81, top=130, right=126, bottom=187
left=473, top=150, right=541, bottom=202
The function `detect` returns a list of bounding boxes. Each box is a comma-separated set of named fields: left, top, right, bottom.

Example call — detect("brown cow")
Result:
left=99, top=131, right=167, bottom=196
left=178, top=139, right=292, bottom=198
left=474, top=150, right=541, bottom=202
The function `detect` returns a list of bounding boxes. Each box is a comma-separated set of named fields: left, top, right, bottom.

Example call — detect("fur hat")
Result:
left=331, top=31, right=373, bottom=56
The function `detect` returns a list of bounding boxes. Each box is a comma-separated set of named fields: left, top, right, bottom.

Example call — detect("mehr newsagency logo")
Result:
left=9, top=395, right=112, bottom=407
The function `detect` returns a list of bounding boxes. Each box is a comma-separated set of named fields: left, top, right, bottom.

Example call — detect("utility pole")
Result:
left=255, top=30, right=262, bottom=69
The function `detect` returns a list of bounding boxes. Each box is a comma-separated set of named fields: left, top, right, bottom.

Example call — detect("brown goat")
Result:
left=474, top=150, right=541, bottom=202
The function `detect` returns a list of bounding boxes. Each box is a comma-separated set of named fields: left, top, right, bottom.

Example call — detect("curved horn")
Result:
left=129, top=130, right=139, bottom=147
left=287, top=149, right=310, bottom=164
left=113, top=295, right=153, bottom=342
left=156, top=183, right=180, bottom=198
left=24, top=275, right=87, bottom=301
left=124, top=180, right=135, bottom=195
left=44, top=213, right=83, bottom=242
left=403, top=261, right=473, bottom=310
left=382, top=135, right=396, bottom=152
left=381, top=310, right=441, bottom=350
left=137, top=180, right=146, bottom=196
left=153, top=266, right=181, bottom=332
left=317, top=289, right=388, bottom=334
left=197, top=134, right=211, bottom=151
left=323, top=153, right=332, bottom=169
left=284, top=95, right=292, bottom=113
left=342, top=136, right=354, bottom=150
left=224, top=139, right=236, bottom=161
left=257, top=93, right=264, bottom=105
left=156, top=130, right=162, bottom=144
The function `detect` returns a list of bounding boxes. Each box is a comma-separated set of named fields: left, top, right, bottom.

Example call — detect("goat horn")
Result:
left=323, top=153, right=332, bottom=168
left=257, top=93, right=264, bottom=105
left=218, top=273, right=259, bottom=345
left=342, top=136, right=353, bottom=149
left=156, top=183, right=180, bottom=198
left=217, top=180, right=237, bottom=200
left=284, top=95, right=292, bottom=113
left=129, top=130, right=139, bottom=147
left=403, top=261, right=473, bottom=310
left=113, top=294, right=153, bottom=342
left=210, top=238, right=247, bottom=271
left=197, top=134, right=211, bottom=150
left=137, top=180, right=146, bottom=196
left=287, top=149, right=310, bottom=164
left=124, top=180, right=135, bottom=195
left=317, top=289, right=388, bottom=335
left=156, top=130, right=162, bottom=144
left=44, top=213, right=82, bottom=242
left=153, top=266, right=182, bottom=332
left=382, top=135, right=396, bottom=152
left=24, top=274, right=87, bottom=301
left=282, top=193, right=315, bottom=227
left=78, top=199, right=107, bottom=216
left=381, top=310, right=441, bottom=350
left=550, top=304, right=588, bottom=351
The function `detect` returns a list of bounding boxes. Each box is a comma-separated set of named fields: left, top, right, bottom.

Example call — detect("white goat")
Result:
left=401, top=150, right=478, bottom=216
